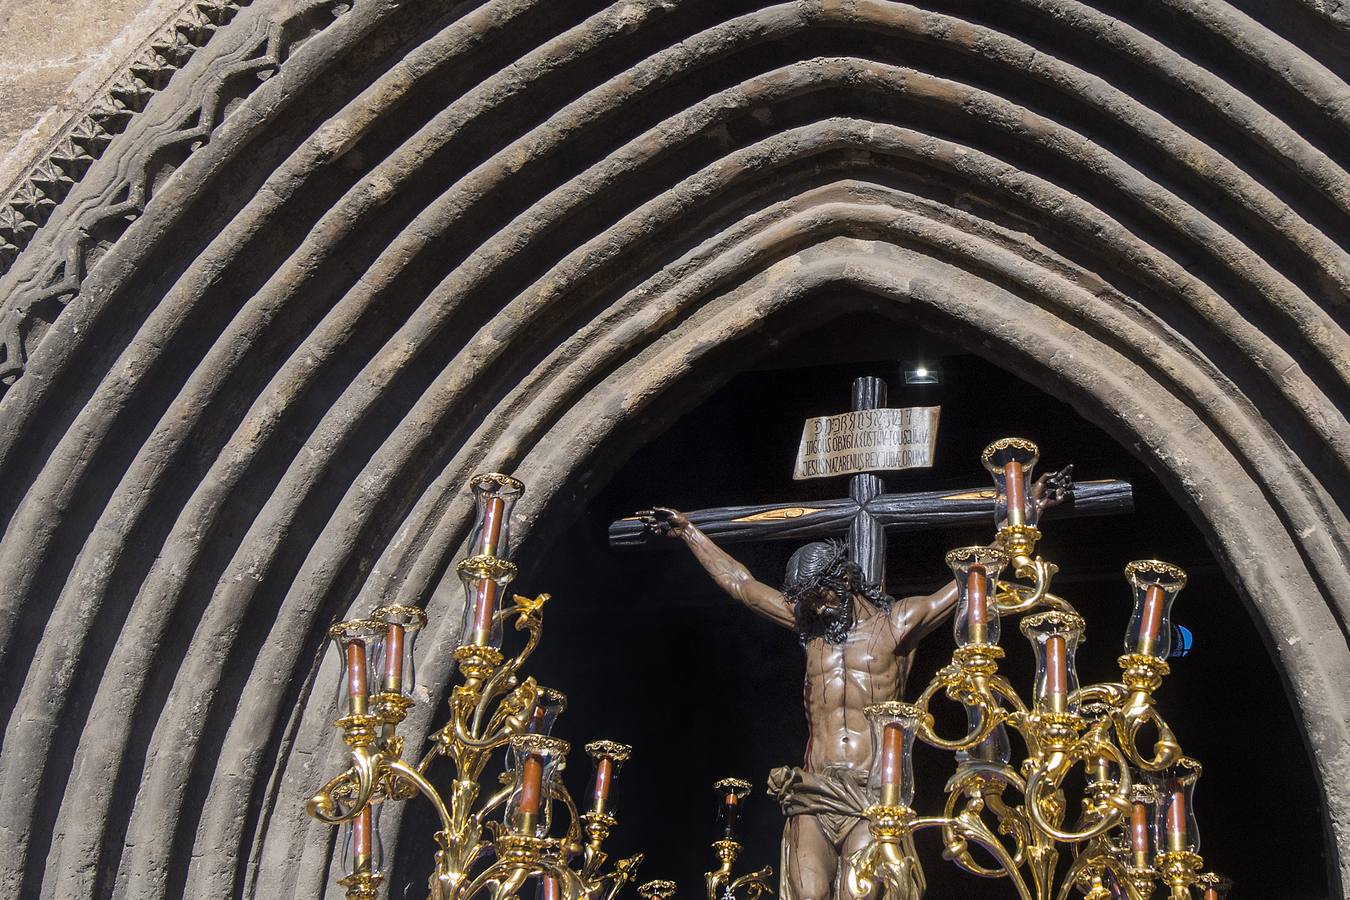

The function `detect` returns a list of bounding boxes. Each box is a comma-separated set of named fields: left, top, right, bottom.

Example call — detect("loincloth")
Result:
left=766, top=765, right=871, bottom=845
left=767, top=765, right=925, bottom=899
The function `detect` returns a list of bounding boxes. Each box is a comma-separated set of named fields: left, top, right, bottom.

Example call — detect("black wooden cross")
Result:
left=609, top=376, right=1133, bottom=593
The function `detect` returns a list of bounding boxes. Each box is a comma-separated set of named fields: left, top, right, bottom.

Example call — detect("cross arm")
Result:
left=608, top=497, right=858, bottom=549
left=864, top=479, right=1133, bottom=531
left=607, top=479, right=1132, bottom=550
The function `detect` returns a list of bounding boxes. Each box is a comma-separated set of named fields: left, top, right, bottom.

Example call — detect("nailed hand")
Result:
left=1032, top=464, right=1074, bottom=511
left=635, top=506, right=689, bottom=537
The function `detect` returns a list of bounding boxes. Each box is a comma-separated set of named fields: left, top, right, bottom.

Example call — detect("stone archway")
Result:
left=0, top=3, right=1343, bottom=898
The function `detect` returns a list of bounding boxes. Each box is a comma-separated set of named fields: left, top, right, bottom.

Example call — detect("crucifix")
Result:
left=610, top=375, right=1133, bottom=900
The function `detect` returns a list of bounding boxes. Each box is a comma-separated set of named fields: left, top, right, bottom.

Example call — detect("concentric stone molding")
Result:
left=0, top=2, right=1343, bottom=899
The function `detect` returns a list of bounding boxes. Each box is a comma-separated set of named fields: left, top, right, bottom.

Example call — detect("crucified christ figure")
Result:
left=636, top=469, right=1069, bottom=900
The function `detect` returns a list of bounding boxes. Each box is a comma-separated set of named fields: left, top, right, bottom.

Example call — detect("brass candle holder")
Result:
left=704, top=778, right=772, bottom=900
left=841, top=438, right=1229, bottom=900
left=307, top=474, right=649, bottom=900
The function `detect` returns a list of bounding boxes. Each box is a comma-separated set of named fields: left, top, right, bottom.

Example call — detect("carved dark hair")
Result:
left=782, top=540, right=892, bottom=644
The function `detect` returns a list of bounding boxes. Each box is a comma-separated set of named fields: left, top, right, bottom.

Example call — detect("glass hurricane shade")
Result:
left=982, top=438, right=1041, bottom=529
left=865, top=702, right=920, bottom=808
left=329, top=619, right=384, bottom=716
left=1124, top=560, right=1188, bottom=659
left=584, top=741, right=631, bottom=816
left=947, top=545, right=1008, bottom=646
left=526, top=688, right=567, bottom=735
left=505, top=735, right=568, bottom=838
left=466, top=473, right=524, bottom=559
left=713, top=778, right=752, bottom=841
left=456, top=556, right=515, bottom=650
left=1153, top=758, right=1202, bottom=854
left=1021, top=611, right=1084, bottom=715
left=506, top=689, right=567, bottom=776
left=341, top=802, right=384, bottom=877
left=370, top=605, right=427, bottom=697
left=954, top=705, right=1012, bottom=766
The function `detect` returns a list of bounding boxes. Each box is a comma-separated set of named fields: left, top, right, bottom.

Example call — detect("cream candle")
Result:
left=518, top=753, right=544, bottom=833
left=1130, top=800, right=1150, bottom=868
left=1004, top=460, right=1026, bottom=526
left=346, top=639, right=368, bottom=716
left=967, top=565, right=989, bottom=644
left=1166, top=786, right=1187, bottom=852
left=1044, top=634, right=1067, bottom=713
left=383, top=624, right=404, bottom=694
left=879, top=721, right=904, bottom=806
left=592, top=755, right=614, bottom=814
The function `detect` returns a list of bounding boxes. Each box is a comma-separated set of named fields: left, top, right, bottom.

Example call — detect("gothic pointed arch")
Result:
left=0, top=2, right=1344, bottom=897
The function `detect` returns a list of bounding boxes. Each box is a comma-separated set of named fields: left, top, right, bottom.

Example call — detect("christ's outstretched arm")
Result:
left=888, top=580, right=960, bottom=651
left=636, top=507, right=796, bottom=629
left=887, top=465, right=1075, bottom=649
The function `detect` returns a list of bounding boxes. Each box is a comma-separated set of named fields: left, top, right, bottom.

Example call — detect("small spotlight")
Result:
left=904, top=365, right=940, bottom=385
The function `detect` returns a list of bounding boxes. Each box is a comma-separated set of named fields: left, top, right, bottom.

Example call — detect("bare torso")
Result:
left=801, top=605, right=909, bottom=772
left=634, top=509, right=962, bottom=899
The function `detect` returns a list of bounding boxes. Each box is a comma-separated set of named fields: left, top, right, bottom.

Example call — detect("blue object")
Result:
left=1169, top=624, right=1193, bottom=658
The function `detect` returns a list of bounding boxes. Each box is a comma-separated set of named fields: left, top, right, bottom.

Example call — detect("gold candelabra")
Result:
left=704, top=778, right=773, bottom=900
left=307, top=474, right=650, bottom=900
left=841, top=438, right=1233, bottom=900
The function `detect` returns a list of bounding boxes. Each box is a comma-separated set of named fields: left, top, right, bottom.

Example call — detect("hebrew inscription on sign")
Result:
left=793, top=407, right=941, bottom=480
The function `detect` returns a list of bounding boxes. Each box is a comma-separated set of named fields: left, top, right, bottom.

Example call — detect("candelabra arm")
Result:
left=1073, top=683, right=1127, bottom=707
left=448, top=681, right=539, bottom=759
left=1113, top=655, right=1182, bottom=773
left=1054, top=858, right=1092, bottom=900
left=1023, top=745, right=1128, bottom=844
left=728, top=866, right=774, bottom=900
left=449, top=715, right=516, bottom=757
left=552, top=783, right=585, bottom=853
left=306, top=746, right=381, bottom=824
left=463, top=781, right=513, bottom=839
left=914, top=812, right=1036, bottom=900
left=587, top=854, right=645, bottom=900
left=985, top=790, right=1034, bottom=871
left=471, top=667, right=524, bottom=737
left=988, top=675, right=1032, bottom=719
left=915, top=695, right=1005, bottom=752
left=487, top=686, right=542, bottom=739
left=1118, top=705, right=1181, bottom=773
left=939, top=769, right=1029, bottom=877
left=455, top=597, right=549, bottom=742
left=704, top=841, right=735, bottom=900
left=992, top=559, right=1068, bottom=616
left=384, top=757, right=454, bottom=835
left=704, top=839, right=771, bottom=900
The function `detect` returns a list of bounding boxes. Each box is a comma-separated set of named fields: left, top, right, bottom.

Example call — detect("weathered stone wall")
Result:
left=0, top=2, right=1344, bottom=898
left=0, top=0, right=178, bottom=192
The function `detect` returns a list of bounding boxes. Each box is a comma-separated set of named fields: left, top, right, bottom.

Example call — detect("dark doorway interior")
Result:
left=402, top=312, right=1329, bottom=898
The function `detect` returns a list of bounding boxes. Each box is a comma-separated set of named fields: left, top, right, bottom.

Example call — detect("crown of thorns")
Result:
left=781, top=539, right=853, bottom=601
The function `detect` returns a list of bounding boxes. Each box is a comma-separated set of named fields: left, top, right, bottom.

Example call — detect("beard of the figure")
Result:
left=793, top=590, right=855, bottom=645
